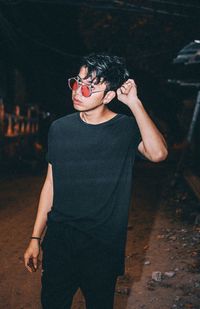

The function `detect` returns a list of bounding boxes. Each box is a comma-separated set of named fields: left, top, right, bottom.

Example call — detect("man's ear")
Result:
left=102, top=91, right=116, bottom=105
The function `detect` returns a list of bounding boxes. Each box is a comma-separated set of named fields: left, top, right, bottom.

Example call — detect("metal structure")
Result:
left=168, top=40, right=200, bottom=200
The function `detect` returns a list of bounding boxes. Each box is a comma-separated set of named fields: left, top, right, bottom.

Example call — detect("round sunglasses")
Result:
left=68, top=76, right=105, bottom=97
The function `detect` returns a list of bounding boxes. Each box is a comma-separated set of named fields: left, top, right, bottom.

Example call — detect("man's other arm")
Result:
left=24, top=163, right=53, bottom=272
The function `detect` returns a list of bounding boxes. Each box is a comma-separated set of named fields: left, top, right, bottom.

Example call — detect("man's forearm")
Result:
left=130, top=99, right=168, bottom=161
left=31, top=179, right=53, bottom=238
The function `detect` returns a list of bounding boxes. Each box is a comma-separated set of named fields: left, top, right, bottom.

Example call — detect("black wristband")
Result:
left=30, top=236, right=41, bottom=241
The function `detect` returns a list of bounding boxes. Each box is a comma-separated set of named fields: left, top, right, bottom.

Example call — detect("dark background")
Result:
left=0, top=1, right=199, bottom=110
left=1, top=4, right=200, bottom=309
left=0, top=0, right=200, bottom=168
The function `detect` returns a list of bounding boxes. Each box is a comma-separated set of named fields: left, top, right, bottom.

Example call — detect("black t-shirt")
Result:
left=47, top=112, right=141, bottom=275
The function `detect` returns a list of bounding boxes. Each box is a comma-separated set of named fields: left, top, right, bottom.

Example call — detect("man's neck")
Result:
left=80, top=108, right=117, bottom=125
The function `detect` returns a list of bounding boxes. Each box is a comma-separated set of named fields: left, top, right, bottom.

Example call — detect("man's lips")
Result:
left=73, top=98, right=82, bottom=105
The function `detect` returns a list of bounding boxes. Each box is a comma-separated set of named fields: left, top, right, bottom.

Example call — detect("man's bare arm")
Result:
left=24, top=163, right=53, bottom=272
left=130, top=100, right=168, bottom=162
left=117, top=79, right=168, bottom=162
left=31, top=163, right=53, bottom=238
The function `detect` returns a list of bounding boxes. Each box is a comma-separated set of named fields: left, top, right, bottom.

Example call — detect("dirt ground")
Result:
left=0, top=160, right=200, bottom=309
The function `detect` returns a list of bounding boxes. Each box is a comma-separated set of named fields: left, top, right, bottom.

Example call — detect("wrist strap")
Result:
left=30, top=236, right=41, bottom=241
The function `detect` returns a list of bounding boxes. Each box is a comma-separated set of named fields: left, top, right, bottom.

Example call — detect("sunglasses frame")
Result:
left=68, top=76, right=105, bottom=97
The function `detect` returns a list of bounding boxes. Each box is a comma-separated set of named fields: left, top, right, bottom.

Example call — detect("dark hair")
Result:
left=80, top=53, right=129, bottom=92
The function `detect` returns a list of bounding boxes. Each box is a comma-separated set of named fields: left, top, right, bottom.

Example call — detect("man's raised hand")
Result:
left=117, top=79, right=139, bottom=107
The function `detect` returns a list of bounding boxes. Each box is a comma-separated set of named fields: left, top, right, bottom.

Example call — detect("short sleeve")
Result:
left=129, top=116, right=142, bottom=148
left=130, top=116, right=147, bottom=160
left=46, top=122, right=54, bottom=164
left=135, top=122, right=142, bottom=149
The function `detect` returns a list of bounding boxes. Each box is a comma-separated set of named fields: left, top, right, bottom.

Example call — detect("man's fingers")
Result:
left=117, top=88, right=124, bottom=96
left=120, top=80, right=136, bottom=93
left=24, top=255, right=30, bottom=267
left=24, top=244, right=40, bottom=273
left=32, top=257, right=38, bottom=270
left=26, top=265, right=33, bottom=273
left=125, top=79, right=137, bottom=90
left=126, top=79, right=136, bottom=85
left=24, top=253, right=38, bottom=272
left=117, top=79, right=137, bottom=98
left=24, top=257, right=33, bottom=273
left=120, top=84, right=132, bottom=95
left=117, top=87, right=129, bottom=96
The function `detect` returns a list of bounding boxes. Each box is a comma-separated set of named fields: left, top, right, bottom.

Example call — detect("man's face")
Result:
left=72, top=66, right=107, bottom=112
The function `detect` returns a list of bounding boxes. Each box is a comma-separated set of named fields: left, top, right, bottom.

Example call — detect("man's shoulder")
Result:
left=51, top=112, right=78, bottom=129
left=118, top=113, right=137, bottom=127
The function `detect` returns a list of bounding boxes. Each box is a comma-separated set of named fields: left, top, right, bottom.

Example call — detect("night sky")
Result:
left=0, top=0, right=200, bottom=119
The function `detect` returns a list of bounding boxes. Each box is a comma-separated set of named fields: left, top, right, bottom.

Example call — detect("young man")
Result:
left=24, top=54, right=168, bottom=309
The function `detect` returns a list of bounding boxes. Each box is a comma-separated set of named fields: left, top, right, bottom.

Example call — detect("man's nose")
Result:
left=74, top=84, right=82, bottom=95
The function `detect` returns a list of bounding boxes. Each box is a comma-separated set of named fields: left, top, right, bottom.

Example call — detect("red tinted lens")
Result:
left=69, top=79, right=79, bottom=91
left=81, top=85, right=91, bottom=97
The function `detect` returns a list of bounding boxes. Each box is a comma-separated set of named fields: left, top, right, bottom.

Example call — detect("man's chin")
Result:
left=73, top=104, right=83, bottom=111
left=73, top=101, right=91, bottom=111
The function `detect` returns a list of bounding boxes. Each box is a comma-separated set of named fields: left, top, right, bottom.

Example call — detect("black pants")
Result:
left=41, top=222, right=118, bottom=309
